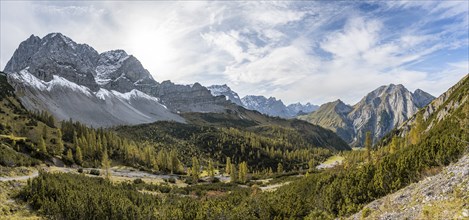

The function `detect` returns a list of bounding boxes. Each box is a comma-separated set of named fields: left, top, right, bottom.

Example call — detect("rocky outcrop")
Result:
left=96, top=50, right=158, bottom=93
left=207, top=84, right=243, bottom=106
left=299, top=84, right=435, bottom=147
left=152, top=81, right=228, bottom=113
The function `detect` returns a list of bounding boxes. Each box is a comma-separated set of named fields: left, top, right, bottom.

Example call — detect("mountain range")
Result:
left=4, top=32, right=436, bottom=148
left=2, top=32, right=349, bottom=152
left=4, top=33, right=231, bottom=127
left=207, top=84, right=319, bottom=118
left=299, top=84, right=435, bottom=147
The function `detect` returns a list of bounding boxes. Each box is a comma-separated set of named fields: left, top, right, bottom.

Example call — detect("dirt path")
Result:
left=316, top=155, right=344, bottom=169
left=260, top=181, right=291, bottom=192
left=0, top=170, right=38, bottom=182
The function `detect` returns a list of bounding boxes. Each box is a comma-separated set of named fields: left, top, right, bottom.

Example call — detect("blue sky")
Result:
left=1, top=1, right=468, bottom=105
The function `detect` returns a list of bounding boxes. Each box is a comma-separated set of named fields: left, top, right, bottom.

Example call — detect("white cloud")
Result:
left=321, top=17, right=382, bottom=58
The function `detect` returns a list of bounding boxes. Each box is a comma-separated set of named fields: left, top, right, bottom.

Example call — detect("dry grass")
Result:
left=0, top=181, right=41, bottom=220
left=322, top=155, right=345, bottom=165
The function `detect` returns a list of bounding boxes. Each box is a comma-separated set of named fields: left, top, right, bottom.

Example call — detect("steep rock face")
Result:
left=5, top=33, right=100, bottom=90
left=95, top=50, right=130, bottom=85
left=7, top=69, right=185, bottom=127
left=300, top=84, right=435, bottom=147
left=241, top=95, right=290, bottom=118
left=152, top=81, right=228, bottom=113
left=97, top=50, right=157, bottom=93
left=207, top=84, right=243, bottom=106
left=413, top=89, right=435, bottom=108
left=3, top=33, right=232, bottom=121
left=348, top=84, right=419, bottom=146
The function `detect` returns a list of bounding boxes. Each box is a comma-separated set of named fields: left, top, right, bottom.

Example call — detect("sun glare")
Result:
left=129, top=29, right=175, bottom=80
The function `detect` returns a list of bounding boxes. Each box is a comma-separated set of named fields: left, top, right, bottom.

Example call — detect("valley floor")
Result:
left=348, top=152, right=469, bottom=220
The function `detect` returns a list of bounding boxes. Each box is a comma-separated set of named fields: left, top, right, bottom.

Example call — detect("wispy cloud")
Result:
left=1, top=1, right=467, bottom=105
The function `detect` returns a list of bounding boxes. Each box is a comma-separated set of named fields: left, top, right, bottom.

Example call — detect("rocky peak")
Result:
left=95, top=50, right=129, bottom=85
left=207, top=85, right=319, bottom=118
left=4, top=35, right=41, bottom=73
left=286, top=102, right=319, bottom=116
left=4, top=32, right=100, bottom=90
left=300, top=84, right=435, bottom=147
left=207, top=84, right=243, bottom=106
left=412, top=89, right=435, bottom=108
left=333, top=99, right=354, bottom=115
left=241, top=95, right=290, bottom=117
left=100, top=54, right=156, bottom=93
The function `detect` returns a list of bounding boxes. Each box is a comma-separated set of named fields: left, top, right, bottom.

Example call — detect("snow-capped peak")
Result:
left=95, top=50, right=130, bottom=85
left=207, top=84, right=242, bottom=105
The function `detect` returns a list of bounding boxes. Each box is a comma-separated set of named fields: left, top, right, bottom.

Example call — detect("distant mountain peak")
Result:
left=412, top=88, right=435, bottom=108
left=207, top=84, right=243, bottom=106
left=300, top=83, right=435, bottom=147
left=206, top=85, right=319, bottom=118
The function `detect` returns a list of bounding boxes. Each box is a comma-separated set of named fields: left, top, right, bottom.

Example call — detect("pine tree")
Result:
left=75, top=146, right=83, bottom=165
left=56, top=129, right=64, bottom=156
left=277, top=162, right=283, bottom=174
left=151, top=158, right=159, bottom=171
left=308, top=158, right=315, bottom=173
left=101, top=149, right=111, bottom=179
left=191, top=157, right=199, bottom=183
left=225, top=157, right=231, bottom=175
left=238, top=161, right=248, bottom=184
left=409, top=114, right=424, bottom=145
left=66, top=149, right=74, bottom=163
left=39, top=137, right=47, bottom=155
left=73, top=131, right=78, bottom=146
left=390, top=136, right=399, bottom=154
left=42, top=125, right=48, bottom=141
left=208, top=159, right=215, bottom=178
left=365, top=131, right=372, bottom=163
left=157, top=150, right=167, bottom=171
left=230, top=164, right=237, bottom=183
left=169, top=150, right=180, bottom=174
